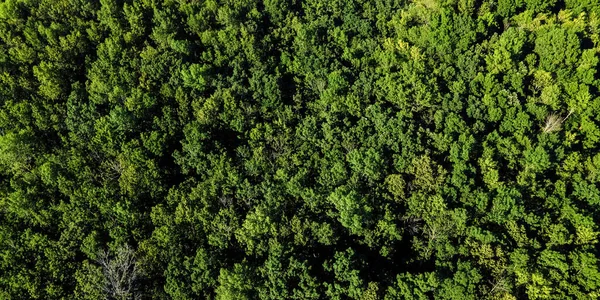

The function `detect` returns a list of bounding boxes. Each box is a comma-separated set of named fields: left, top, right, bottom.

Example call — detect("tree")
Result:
left=96, top=245, right=142, bottom=300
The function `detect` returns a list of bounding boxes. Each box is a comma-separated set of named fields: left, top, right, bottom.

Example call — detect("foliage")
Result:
left=1, top=0, right=600, bottom=298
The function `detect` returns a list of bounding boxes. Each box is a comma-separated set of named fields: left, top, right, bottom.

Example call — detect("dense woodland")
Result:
left=1, top=0, right=600, bottom=299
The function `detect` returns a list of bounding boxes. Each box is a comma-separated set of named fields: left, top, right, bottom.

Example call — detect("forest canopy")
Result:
left=1, top=0, right=600, bottom=299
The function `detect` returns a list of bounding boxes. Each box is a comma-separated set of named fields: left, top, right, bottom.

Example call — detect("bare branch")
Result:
left=543, top=110, right=574, bottom=133
left=96, top=244, right=141, bottom=300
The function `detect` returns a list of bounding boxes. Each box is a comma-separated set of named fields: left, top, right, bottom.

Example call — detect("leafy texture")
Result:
left=1, top=0, right=600, bottom=299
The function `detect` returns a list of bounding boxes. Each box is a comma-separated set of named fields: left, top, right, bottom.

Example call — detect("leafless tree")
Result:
left=96, top=244, right=141, bottom=300
left=542, top=110, right=573, bottom=133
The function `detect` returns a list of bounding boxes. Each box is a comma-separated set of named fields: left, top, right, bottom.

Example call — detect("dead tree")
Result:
left=96, top=244, right=141, bottom=300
